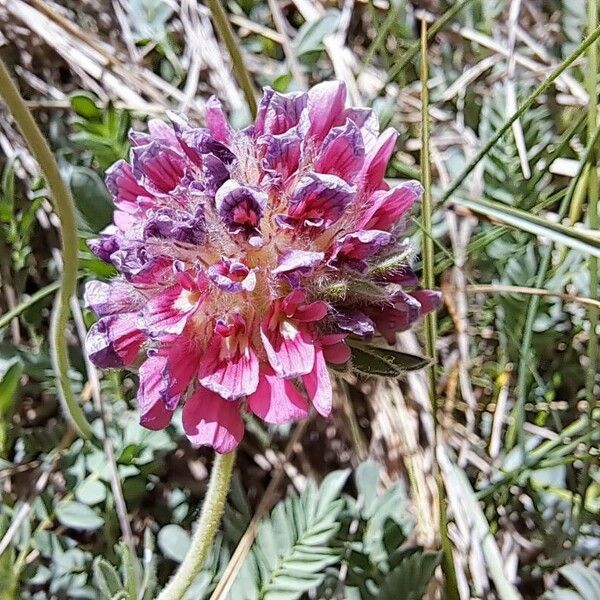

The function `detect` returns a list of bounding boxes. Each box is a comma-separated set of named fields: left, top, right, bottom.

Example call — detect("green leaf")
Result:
left=56, top=501, right=105, bottom=531
left=355, top=460, right=381, bottom=516
left=546, top=563, right=600, bottom=600
left=0, top=515, right=17, bottom=599
left=70, top=92, right=103, bottom=120
left=76, top=479, right=107, bottom=505
left=348, top=342, right=430, bottom=378
left=294, top=10, right=340, bottom=56
left=247, top=469, right=350, bottom=600
left=93, top=557, right=124, bottom=600
left=0, top=357, right=23, bottom=414
left=127, top=0, right=174, bottom=41
left=0, top=157, right=16, bottom=223
left=454, top=196, right=600, bottom=258
left=69, top=166, right=114, bottom=233
left=378, top=551, right=440, bottom=600
left=117, top=541, right=140, bottom=600
left=157, top=524, right=190, bottom=563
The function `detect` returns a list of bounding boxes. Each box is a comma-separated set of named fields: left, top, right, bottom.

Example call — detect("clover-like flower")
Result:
left=85, top=82, right=441, bottom=452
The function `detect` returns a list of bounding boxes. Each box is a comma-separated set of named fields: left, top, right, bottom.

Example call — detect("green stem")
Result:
left=157, top=451, right=236, bottom=600
left=420, top=21, right=459, bottom=600
left=206, top=0, right=257, bottom=119
left=0, top=58, right=93, bottom=440
left=579, top=0, right=599, bottom=530
left=443, top=23, right=600, bottom=204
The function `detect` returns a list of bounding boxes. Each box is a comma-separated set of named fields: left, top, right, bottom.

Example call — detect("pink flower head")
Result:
left=85, top=82, right=441, bottom=453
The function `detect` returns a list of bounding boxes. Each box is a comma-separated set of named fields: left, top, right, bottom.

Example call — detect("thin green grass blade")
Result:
left=206, top=0, right=257, bottom=118
left=420, top=20, right=460, bottom=600
left=578, top=0, right=599, bottom=534
left=443, top=23, right=600, bottom=203
left=453, top=196, right=600, bottom=258
left=388, top=0, right=477, bottom=82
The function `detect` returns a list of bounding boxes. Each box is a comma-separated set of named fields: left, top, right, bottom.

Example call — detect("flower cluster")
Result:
left=85, top=82, right=441, bottom=452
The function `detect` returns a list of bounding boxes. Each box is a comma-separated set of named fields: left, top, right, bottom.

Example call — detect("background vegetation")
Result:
left=0, top=0, right=598, bottom=598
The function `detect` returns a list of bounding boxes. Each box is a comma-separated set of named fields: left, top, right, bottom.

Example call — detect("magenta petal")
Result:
left=411, top=290, right=443, bottom=314
left=294, top=301, right=328, bottom=323
left=182, top=387, right=244, bottom=453
left=206, top=96, right=232, bottom=143
left=303, top=81, right=347, bottom=142
left=143, top=282, right=201, bottom=336
left=198, top=334, right=259, bottom=400
left=302, top=348, right=332, bottom=417
left=86, top=314, right=145, bottom=368
left=288, top=173, right=355, bottom=229
left=314, top=119, right=365, bottom=183
left=360, top=128, right=398, bottom=194
left=105, top=159, right=151, bottom=211
left=321, top=335, right=351, bottom=364
left=261, top=320, right=315, bottom=378
left=359, top=181, right=422, bottom=231
left=131, top=142, right=186, bottom=194
left=260, top=130, right=301, bottom=187
left=159, top=338, right=201, bottom=409
left=137, top=356, right=175, bottom=430
left=255, top=88, right=308, bottom=136
left=247, top=366, right=308, bottom=424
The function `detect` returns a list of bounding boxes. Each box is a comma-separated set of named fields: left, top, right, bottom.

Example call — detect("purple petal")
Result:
left=254, top=87, right=308, bottom=136
left=215, top=180, right=266, bottom=238
left=137, top=356, right=175, bottom=430
left=87, top=227, right=120, bottom=263
left=144, top=205, right=205, bottom=245
left=84, top=279, right=144, bottom=317
left=179, top=128, right=235, bottom=166
left=86, top=314, right=145, bottom=368
left=287, top=173, right=355, bottom=230
left=329, top=230, right=393, bottom=271
left=111, top=242, right=172, bottom=284
left=207, top=258, right=257, bottom=293
left=314, top=119, right=365, bottom=183
left=367, top=291, right=422, bottom=343
left=131, top=142, right=186, bottom=194
left=301, top=81, right=347, bottom=142
left=272, top=249, right=324, bottom=282
left=205, top=96, right=232, bottom=143
left=343, top=107, right=380, bottom=151
left=411, top=290, right=443, bottom=314
left=105, top=160, right=151, bottom=211
left=259, top=130, right=301, bottom=187
left=335, top=310, right=375, bottom=337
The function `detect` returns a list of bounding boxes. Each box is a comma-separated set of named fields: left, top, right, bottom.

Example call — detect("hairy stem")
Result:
left=0, top=58, right=93, bottom=440
left=157, top=451, right=236, bottom=600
